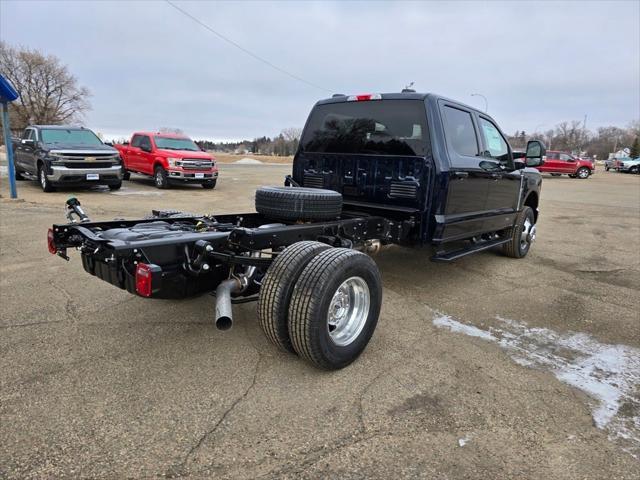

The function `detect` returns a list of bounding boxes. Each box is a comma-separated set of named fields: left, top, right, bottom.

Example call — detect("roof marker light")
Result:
left=346, top=93, right=382, bottom=102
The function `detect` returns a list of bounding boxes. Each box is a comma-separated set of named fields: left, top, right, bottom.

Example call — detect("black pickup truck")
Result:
left=13, top=125, right=123, bottom=192
left=49, top=92, right=545, bottom=369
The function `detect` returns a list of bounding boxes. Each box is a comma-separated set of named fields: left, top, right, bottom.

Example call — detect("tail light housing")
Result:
left=135, top=263, right=161, bottom=297
left=47, top=228, right=57, bottom=254
left=347, top=93, right=382, bottom=102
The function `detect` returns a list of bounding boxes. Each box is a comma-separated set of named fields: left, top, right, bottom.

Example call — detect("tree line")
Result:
left=195, top=128, right=302, bottom=156
left=1, top=42, right=637, bottom=159
left=506, top=121, right=639, bottom=159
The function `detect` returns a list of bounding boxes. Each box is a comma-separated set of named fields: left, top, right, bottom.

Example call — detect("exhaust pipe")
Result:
left=214, top=250, right=262, bottom=330
left=215, top=278, right=242, bottom=330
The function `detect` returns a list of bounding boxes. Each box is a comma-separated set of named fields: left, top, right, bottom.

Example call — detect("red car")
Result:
left=538, top=150, right=594, bottom=179
left=115, top=132, right=218, bottom=189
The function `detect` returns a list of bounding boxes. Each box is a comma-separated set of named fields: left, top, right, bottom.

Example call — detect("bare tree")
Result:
left=0, top=42, right=91, bottom=132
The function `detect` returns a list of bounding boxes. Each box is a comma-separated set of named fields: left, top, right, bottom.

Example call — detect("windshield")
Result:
left=154, top=136, right=199, bottom=151
left=300, top=99, right=429, bottom=156
left=40, top=129, right=103, bottom=146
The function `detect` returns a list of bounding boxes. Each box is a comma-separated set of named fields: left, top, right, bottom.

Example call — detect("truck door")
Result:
left=127, top=134, right=144, bottom=172
left=137, top=135, right=154, bottom=174
left=559, top=153, right=577, bottom=173
left=16, top=128, right=37, bottom=174
left=438, top=103, right=492, bottom=241
left=476, top=115, right=521, bottom=232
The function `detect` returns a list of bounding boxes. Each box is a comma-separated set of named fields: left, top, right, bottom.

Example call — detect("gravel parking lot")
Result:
left=1, top=165, right=639, bottom=479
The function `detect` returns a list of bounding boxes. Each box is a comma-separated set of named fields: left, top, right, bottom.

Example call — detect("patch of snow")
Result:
left=433, top=314, right=640, bottom=458
left=433, top=315, right=497, bottom=342
left=0, top=165, right=7, bottom=176
left=234, top=158, right=263, bottom=165
left=458, top=435, right=472, bottom=447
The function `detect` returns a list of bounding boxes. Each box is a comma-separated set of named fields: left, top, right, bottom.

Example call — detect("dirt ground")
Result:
left=210, top=152, right=294, bottom=164
left=1, top=166, right=639, bottom=479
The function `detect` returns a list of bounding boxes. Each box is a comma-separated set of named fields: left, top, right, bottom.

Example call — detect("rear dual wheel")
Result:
left=258, top=242, right=382, bottom=369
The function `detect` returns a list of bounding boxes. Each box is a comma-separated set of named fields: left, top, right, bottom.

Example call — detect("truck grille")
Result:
left=304, top=174, right=324, bottom=188
left=389, top=181, right=418, bottom=199
left=54, top=153, right=119, bottom=161
left=181, top=159, right=213, bottom=170
left=63, top=162, right=114, bottom=169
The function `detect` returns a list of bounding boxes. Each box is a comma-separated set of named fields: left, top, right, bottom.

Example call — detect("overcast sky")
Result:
left=1, top=0, right=639, bottom=141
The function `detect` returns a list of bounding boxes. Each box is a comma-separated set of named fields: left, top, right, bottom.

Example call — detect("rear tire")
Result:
left=576, top=167, right=590, bottom=179
left=202, top=179, right=216, bottom=189
left=255, top=186, right=342, bottom=221
left=551, top=173, right=561, bottom=177
left=288, top=248, right=382, bottom=370
left=257, top=241, right=331, bottom=353
left=122, top=170, right=131, bottom=181
left=38, top=163, right=55, bottom=192
left=503, top=206, right=535, bottom=259
left=154, top=166, right=168, bottom=189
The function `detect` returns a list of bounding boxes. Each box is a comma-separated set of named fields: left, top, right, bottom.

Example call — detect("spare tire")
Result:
left=255, top=186, right=342, bottom=221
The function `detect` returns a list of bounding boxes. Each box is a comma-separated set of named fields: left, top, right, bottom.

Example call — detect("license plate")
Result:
left=86, top=173, right=99, bottom=180
left=195, top=173, right=205, bottom=179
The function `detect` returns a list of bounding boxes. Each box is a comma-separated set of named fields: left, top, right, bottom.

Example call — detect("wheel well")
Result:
left=524, top=192, right=539, bottom=223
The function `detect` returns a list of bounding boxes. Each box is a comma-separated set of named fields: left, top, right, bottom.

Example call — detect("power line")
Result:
left=164, top=0, right=331, bottom=93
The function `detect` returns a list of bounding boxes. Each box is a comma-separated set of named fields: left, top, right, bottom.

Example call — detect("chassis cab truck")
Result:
left=49, top=92, right=545, bottom=370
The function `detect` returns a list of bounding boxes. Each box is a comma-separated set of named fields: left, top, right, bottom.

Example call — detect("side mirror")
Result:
left=140, top=144, right=152, bottom=153
left=525, top=140, right=546, bottom=167
left=21, top=138, right=34, bottom=145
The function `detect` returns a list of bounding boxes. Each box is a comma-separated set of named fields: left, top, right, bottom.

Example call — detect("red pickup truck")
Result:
left=538, top=150, right=594, bottom=179
left=115, top=132, right=218, bottom=189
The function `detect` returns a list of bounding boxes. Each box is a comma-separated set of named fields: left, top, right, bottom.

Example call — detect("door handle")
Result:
left=490, top=173, right=501, bottom=179
left=453, top=171, right=469, bottom=179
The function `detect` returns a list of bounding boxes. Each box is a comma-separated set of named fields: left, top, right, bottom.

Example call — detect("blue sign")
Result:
left=0, top=74, right=19, bottom=102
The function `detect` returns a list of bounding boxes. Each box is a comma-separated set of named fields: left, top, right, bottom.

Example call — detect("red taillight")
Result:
left=47, top=228, right=56, bottom=254
left=135, top=263, right=154, bottom=297
left=347, top=93, right=382, bottom=102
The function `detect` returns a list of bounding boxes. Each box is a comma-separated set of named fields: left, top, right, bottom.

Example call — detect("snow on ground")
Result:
left=434, top=314, right=640, bottom=458
left=234, top=158, right=263, bottom=165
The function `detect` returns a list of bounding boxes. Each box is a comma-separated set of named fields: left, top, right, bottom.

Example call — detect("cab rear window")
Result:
left=300, top=100, right=429, bottom=156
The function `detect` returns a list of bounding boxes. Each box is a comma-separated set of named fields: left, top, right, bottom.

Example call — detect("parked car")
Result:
left=538, top=150, right=593, bottom=178
left=115, top=132, right=218, bottom=189
left=618, top=157, right=640, bottom=174
left=49, top=91, right=545, bottom=369
left=12, top=125, right=122, bottom=192
left=604, top=158, right=618, bottom=171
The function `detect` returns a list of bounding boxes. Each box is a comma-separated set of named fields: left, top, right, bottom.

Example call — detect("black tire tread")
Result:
left=257, top=241, right=331, bottom=352
left=503, top=206, right=534, bottom=258
left=255, top=186, right=342, bottom=221
left=288, top=248, right=380, bottom=369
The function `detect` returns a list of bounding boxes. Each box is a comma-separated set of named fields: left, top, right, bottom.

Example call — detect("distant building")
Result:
left=608, top=148, right=631, bottom=159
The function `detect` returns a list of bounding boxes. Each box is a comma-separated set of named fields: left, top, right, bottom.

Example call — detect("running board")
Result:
left=431, top=238, right=510, bottom=262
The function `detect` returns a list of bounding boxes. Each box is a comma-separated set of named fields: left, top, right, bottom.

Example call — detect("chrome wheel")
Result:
left=327, top=276, right=370, bottom=347
left=578, top=168, right=590, bottom=178
left=39, top=168, right=47, bottom=189
left=520, top=217, right=536, bottom=251
left=155, top=170, right=163, bottom=187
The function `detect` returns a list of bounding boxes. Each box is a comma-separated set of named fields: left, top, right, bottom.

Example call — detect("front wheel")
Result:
left=154, top=166, right=168, bottom=189
left=201, top=179, right=216, bottom=189
left=122, top=170, right=131, bottom=181
left=108, top=182, right=122, bottom=191
left=503, top=206, right=536, bottom=259
left=38, top=164, right=55, bottom=192
left=288, top=248, right=382, bottom=370
left=630, top=166, right=639, bottom=175
left=576, top=167, right=590, bottom=179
